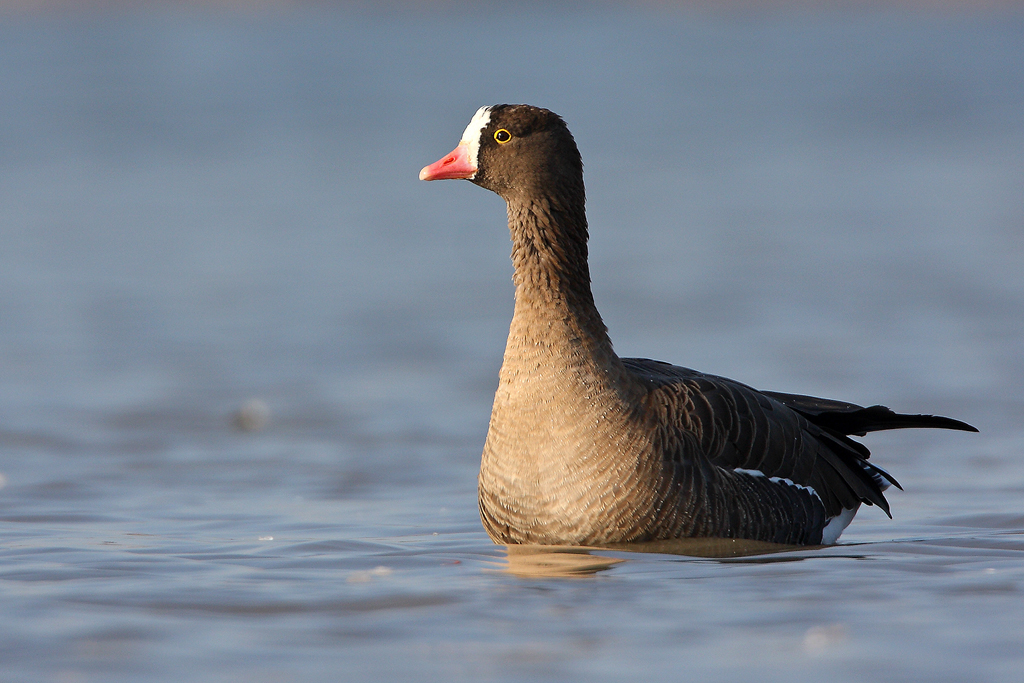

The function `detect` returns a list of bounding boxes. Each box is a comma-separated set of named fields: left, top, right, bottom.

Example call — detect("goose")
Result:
left=419, top=104, right=976, bottom=546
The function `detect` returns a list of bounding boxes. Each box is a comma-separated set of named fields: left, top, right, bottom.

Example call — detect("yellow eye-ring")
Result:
left=494, top=129, right=512, bottom=144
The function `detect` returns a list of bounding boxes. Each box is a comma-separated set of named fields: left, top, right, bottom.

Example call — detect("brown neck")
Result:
left=503, top=189, right=615, bottom=363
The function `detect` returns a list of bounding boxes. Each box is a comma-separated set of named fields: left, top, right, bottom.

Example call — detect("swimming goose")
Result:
left=420, top=104, right=976, bottom=546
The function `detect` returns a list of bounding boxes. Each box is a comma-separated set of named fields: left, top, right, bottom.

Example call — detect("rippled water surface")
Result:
left=1, top=4, right=1022, bottom=681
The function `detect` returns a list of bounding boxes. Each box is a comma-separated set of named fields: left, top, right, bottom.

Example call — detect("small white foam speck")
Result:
left=258, top=536, right=274, bottom=541
left=347, top=566, right=393, bottom=584
left=234, top=398, right=270, bottom=432
left=803, top=623, right=848, bottom=654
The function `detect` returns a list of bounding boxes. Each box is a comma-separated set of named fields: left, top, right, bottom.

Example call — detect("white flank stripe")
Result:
left=460, top=106, right=492, bottom=178
left=734, top=467, right=858, bottom=543
left=732, top=468, right=822, bottom=503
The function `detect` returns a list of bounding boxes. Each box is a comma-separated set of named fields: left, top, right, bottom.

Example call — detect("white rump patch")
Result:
left=821, top=506, right=859, bottom=545
left=460, top=106, right=492, bottom=176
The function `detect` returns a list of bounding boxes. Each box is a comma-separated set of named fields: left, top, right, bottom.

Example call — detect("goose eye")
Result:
left=494, top=129, right=512, bottom=144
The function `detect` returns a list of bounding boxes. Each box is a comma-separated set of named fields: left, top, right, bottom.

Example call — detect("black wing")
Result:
left=622, top=358, right=976, bottom=522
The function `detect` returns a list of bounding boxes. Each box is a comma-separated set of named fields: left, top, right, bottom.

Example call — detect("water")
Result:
left=0, top=3, right=1022, bottom=681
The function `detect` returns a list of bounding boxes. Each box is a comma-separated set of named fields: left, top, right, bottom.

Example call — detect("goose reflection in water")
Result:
left=492, top=538, right=808, bottom=578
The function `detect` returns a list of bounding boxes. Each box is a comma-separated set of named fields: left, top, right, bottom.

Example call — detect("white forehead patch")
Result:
left=460, top=106, right=492, bottom=174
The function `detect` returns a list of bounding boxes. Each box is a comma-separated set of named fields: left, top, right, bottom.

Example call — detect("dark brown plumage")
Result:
left=420, top=104, right=977, bottom=546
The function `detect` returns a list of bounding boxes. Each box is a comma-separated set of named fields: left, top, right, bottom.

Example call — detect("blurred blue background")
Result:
left=0, top=2, right=1022, bottom=681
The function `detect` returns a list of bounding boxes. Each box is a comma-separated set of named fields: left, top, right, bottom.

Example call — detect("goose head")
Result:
left=419, top=104, right=584, bottom=202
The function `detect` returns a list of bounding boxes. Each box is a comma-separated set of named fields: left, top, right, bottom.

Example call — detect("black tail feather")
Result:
left=762, top=391, right=978, bottom=437
left=809, top=406, right=978, bottom=437
left=863, top=459, right=902, bottom=491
